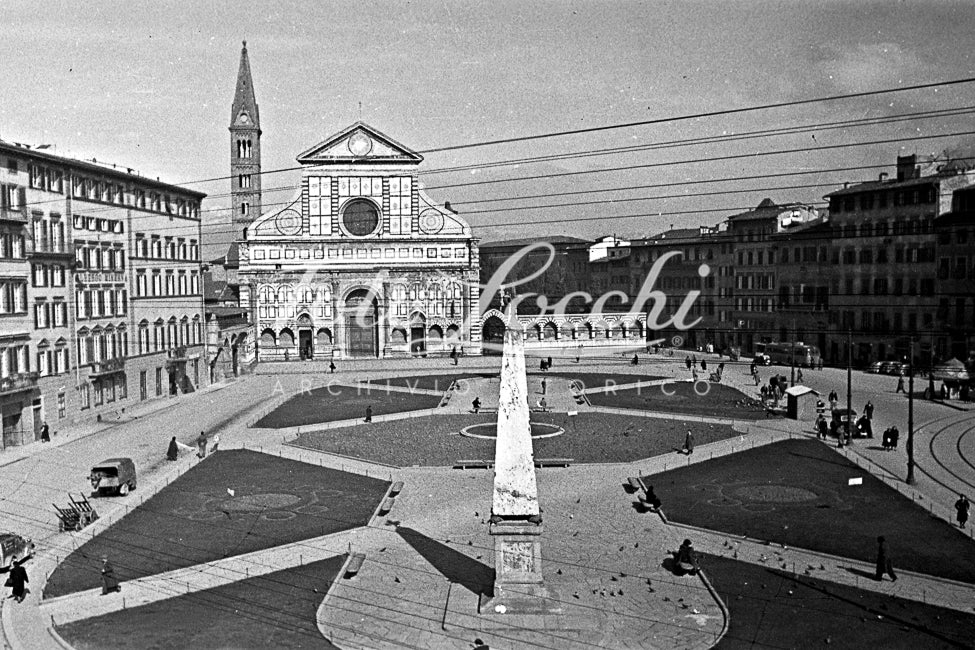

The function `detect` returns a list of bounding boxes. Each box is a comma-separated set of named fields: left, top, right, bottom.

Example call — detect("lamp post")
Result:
left=845, top=328, right=852, bottom=445
left=790, top=318, right=796, bottom=387
left=907, top=337, right=916, bottom=484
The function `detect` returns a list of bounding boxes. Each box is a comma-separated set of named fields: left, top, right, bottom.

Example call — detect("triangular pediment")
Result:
left=296, top=122, right=423, bottom=165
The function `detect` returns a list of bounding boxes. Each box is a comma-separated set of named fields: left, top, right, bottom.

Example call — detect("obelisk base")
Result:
left=479, top=520, right=562, bottom=615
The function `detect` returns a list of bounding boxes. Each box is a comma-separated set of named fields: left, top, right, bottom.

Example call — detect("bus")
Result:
left=765, top=342, right=822, bottom=368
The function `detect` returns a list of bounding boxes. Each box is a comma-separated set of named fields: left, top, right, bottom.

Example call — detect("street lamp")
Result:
left=845, top=328, right=852, bottom=445
left=907, top=338, right=916, bottom=484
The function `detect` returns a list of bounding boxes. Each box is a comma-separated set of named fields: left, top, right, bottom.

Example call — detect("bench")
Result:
left=389, top=481, right=404, bottom=496
left=344, top=553, right=366, bottom=578
left=534, top=458, right=572, bottom=468
left=378, top=496, right=395, bottom=515
left=454, top=459, right=494, bottom=470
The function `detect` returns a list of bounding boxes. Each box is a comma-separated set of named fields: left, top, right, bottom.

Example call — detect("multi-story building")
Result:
left=0, top=139, right=206, bottom=445
left=823, top=154, right=974, bottom=366
left=937, top=185, right=975, bottom=362
left=239, top=122, right=482, bottom=359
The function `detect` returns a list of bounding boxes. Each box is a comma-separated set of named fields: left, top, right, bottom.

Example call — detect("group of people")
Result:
left=881, top=426, right=900, bottom=451
left=166, top=431, right=217, bottom=461
left=684, top=356, right=708, bottom=372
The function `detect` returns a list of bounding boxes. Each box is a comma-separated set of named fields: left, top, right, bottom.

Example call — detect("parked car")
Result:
left=0, top=533, right=34, bottom=569
left=866, top=361, right=891, bottom=374
left=89, top=458, right=137, bottom=496
left=830, top=408, right=863, bottom=437
left=753, top=353, right=772, bottom=366
left=886, top=362, right=909, bottom=376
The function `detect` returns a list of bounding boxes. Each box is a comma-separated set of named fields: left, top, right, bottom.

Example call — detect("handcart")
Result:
left=53, top=493, right=99, bottom=532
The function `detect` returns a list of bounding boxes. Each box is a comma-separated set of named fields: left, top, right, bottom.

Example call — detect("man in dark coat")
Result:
left=864, top=401, right=874, bottom=420
left=40, top=422, right=50, bottom=443
left=7, top=558, right=28, bottom=602
left=196, top=432, right=208, bottom=458
left=472, top=397, right=481, bottom=414
left=875, top=536, right=897, bottom=582
left=166, top=436, right=179, bottom=461
left=364, top=405, right=372, bottom=423
left=101, top=557, right=120, bottom=594
left=955, top=495, right=970, bottom=528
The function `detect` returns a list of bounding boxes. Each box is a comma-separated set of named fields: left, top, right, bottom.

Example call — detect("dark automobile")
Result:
left=89, top=458, right=137, bottom=496
left=0, top=533, right=34, bottom=569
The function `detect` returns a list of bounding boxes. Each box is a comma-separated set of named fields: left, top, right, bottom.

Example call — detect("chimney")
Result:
left=896, top=154, right=918, bottom=182
left=879, top=172, right=888, bottom=182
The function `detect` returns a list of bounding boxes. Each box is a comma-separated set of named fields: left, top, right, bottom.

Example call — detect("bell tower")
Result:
left=229, top=40, right=261, bottom=239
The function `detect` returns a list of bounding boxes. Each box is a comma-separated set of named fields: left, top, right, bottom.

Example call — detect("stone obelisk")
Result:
left=481, top=323, right=560, bottom=615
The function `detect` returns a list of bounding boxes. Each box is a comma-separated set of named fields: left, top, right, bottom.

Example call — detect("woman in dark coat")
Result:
left=101, top=557, right=120, bottom=594
left=166, top=436, right=179, bottom=461
left=7, top=559, right=28, bottom=602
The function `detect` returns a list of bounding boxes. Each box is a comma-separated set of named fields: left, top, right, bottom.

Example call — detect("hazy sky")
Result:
left=3, top=1, right=975, bottom=255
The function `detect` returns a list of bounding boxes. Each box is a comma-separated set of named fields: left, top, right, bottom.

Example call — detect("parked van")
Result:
left=89, top=458, right=137, bottom=496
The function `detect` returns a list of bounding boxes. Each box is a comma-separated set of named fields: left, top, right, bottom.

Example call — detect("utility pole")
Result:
left=790, top=318, right=796, bottom=387
left=845, top=328, right=853, bottom=445
left=907, top=337, right=916, bottom=484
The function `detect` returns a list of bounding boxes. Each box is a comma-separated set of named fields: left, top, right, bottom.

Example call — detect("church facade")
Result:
left=237, top=122, right=481, bottom=359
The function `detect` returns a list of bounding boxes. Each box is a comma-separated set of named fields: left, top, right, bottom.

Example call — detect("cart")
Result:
left=53, top=493, right=99, bottom=532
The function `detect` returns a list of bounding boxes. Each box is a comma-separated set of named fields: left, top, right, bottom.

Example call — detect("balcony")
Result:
left=89, top=357, right=126, bottom=378
left=0, top=205, right=28, bottom=224
left=0, top=371, right=39, bottom=396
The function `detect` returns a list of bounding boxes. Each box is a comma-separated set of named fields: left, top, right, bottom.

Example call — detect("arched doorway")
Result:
left=409, top=312, right=427, bottom=356
left=345, top=288, right=378, bottom=357
left=482, top=315, right=506, bottom=355
left=297, top=313, right=313, bottom=359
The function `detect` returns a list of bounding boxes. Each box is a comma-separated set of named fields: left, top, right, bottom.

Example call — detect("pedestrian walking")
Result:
left=753, top=369, right=760, bottom=386
left=828, top=389, right=838, bottom=409
left=450, top=347, right=458, bottom=365
left=815, top=414, right=827, bottom=439
left=364, top=405, right=373, bottom=423
left=472, top=397, right=481, bottom=414
left=6, top=558, right=28, bottom=603
left=750, top=361, right=757, bottom=376
left=575, top=344, right=582, bottom=363
left=797, top=368, right=804, bottom=383
left=955, top=494, right=970, bottom=528
left=685, top=356, right=692, bottom=370
left=547, top=357, right=552, bottom=370
left=701, top=359, right=707, bottom=372
left=541, top=378, right=546, bottom=395
left=874, top=536, right=897, bottom=582
left=195, top=431, right=208, bottom=459
left=889, top=426, right=899, bottom=450
left=895, top=375, right=905, bottom=393
left=329, top=360, right=336, bottom=373
left=682, top=430, right=694, bottom=455
left=865, top=401, right=874, bottom=420
left=101, top=557, right=121, bottom=594
left=40, top=422, right=50, bottom=443
left=166, top=436, right=179, bottom=461
left=881, top=428, right=891, bottom=451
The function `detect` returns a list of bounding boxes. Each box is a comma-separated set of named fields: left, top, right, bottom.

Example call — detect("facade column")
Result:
left=331, top=280, right=342, bottom=358
left=378, top=281, right=390, bottom=358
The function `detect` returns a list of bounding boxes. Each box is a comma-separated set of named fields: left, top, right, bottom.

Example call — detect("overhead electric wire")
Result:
left=416, top=75, right=975, bottom=155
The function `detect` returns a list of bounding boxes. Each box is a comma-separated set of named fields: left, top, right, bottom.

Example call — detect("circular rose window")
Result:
left=342, top=199, right=380, bottom=236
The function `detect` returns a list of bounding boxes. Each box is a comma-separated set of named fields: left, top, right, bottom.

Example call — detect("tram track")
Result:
left=918, top=413, right=975, bottom=494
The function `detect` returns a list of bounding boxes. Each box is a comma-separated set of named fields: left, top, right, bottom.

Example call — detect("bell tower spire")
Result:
left=230, top=40, right=261, bottom=240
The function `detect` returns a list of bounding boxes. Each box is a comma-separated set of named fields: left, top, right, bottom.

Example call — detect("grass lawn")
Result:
left=651, top=439, right=975, bottom=583
left=587, top=382, right=766, bottom=420
left=363, top=372, right=497, bottom=392
left=57, top=556, right=344, bottom=649
left=254, top=384, right=443, bottom=428
left=704, top=553, right=975, bottom=649
left=45, top=450, right=389, bottom=598
left=291, top=412, right=740, bottom=466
